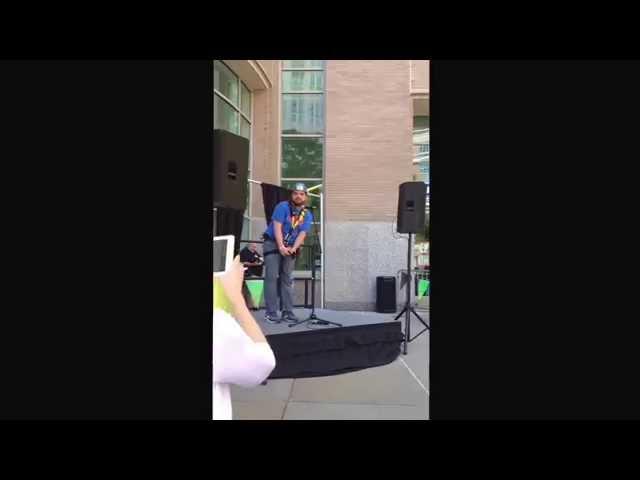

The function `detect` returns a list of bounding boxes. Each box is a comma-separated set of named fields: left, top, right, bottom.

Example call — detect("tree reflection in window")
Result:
left=282, top=138, right=323, bottom=178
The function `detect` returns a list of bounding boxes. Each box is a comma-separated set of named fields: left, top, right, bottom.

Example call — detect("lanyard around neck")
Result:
left=289, top=204, right=306, bottom=229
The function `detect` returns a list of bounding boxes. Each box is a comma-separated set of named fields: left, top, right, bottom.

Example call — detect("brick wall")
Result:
left=324, top=60, right=415, bottom=310
left=250, top=60, right=280, bottom=222
left=411, top=60, right=429, bottom=92
left=325, top=60, right=414, bottom=223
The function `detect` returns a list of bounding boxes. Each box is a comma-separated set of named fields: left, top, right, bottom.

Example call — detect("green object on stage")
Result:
left=418, top=279, right=430, bottom=298
left=245, top=279, right=264, bottom=307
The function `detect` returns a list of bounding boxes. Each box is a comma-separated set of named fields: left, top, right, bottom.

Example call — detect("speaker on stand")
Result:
left=395, top=182, right=430, bottom=354
left=213, top=129, right=249, bottom=212
left=397, top=181, right=426, bottom=234
left=213, top=129, right=249, bottom=251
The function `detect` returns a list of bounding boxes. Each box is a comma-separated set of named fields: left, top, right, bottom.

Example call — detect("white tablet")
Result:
left=213, top=235, right=235, bottom=277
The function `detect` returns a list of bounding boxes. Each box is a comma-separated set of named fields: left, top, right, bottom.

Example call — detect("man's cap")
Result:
left=292, top=182, right=307, bottom=193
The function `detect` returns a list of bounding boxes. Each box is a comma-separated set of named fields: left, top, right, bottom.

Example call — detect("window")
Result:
left=241, top=216, right=251, bottom=244
left=282, top=71, right=324, bottom=92
left=414, top=115, right=430, bottom=130
left=281, top=60, right=325, bottom=272
left=282, top=60, right=324, bottom=69
left=282, top=94, right=324, bottom=134
left=294, top=231, right=320, bottom=271
left=214, top=94, right=239, bottom=134
left=413, top=116, right=429, bottom=184
left=214, top=60, right=251, bottom=133
left=214, top=60, right=253, bottom=238
left=240, top=82, right=251, bottom=118
left=240, top=117, right=251, bottom=140
left=282, top=137, right=323, bottom=178
left=214, top=60, right=239, bottom=105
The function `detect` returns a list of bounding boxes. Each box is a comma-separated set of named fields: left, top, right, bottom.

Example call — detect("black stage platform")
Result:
left=260, top=309, right=404, bottom=379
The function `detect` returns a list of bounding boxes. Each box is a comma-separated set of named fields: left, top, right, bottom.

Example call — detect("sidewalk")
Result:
left=231, top=312, right=429, bottom=420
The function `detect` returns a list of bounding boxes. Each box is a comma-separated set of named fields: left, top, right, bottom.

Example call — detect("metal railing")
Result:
left=397, top=267, right=430, bottom=312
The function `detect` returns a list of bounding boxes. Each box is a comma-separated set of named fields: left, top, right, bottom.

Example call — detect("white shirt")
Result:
left=213, top=308, right=276, bottom=420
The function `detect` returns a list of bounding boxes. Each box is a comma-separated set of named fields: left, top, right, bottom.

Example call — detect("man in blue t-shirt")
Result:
left=262, top=183, right=314, bottom=324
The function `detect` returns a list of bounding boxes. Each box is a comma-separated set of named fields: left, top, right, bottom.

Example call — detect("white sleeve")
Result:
left=213, top=309, right=276, bottom=388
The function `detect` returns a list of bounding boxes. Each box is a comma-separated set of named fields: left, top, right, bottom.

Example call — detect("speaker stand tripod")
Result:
left=395, top=232, right=429, bottom=354
left=289, top=214, right=341, bottom=329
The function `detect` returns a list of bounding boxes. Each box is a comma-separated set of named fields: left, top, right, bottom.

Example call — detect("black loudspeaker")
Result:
left=376, top=276, right=397, bottom=313
left=213, top=129, right=249, bottom=211
left=397, top=181, right=426, bottom=233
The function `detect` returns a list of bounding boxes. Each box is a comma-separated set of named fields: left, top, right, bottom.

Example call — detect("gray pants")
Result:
left=263, top=239, right=295, bottom=316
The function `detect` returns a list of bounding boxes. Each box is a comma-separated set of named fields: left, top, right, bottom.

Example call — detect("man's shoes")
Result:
left=265, top=314, right=281, bottom=324
left=281, top=311, right=299, bottom=323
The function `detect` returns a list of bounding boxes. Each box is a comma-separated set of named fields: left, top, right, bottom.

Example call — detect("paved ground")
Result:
left=231, top=310, right=429, bottom=420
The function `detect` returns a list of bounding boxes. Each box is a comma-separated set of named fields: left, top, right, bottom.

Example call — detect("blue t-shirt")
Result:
left=264, top=201, right=314, bottom=246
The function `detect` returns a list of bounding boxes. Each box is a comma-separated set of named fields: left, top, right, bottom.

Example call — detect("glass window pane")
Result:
left=281, top=138, right=323, bottom=178
left=240, top=117, right=251, bottom=140
left=294, top=251, right=309, bottom=271
left=214, top=60, right=239, bottom=106
left=421, top=165, right=430, bottom=184
left=214, top=94, right=239, bottom=134
left=413, top=124, right=429, bottom=142
left=413, top=132, right=429, bottom=146
left=282, top=71, right=324, bottom=92
left=283, top=60, right=324, bottom=69
left=293, top=238, right=320, bottom=271
left=413, top=116, right=430, bottom=129
left=282, top=94, right=324, bottom=135
left=241, top=216, right=251, bottom=241
left=413, top=116, right=429, bottom=172
left=240, top=82, right=251, bottom=117
left=414, top=144, right=429, bottom=157
left=245, top=180, right=251, bottom=214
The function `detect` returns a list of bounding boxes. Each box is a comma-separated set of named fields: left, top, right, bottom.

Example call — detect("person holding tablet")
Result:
left=213, top=255, right=276, bottom=420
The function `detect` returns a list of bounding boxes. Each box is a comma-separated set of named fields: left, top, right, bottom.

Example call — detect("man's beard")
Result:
left=292, top=198, right=305, bottom=206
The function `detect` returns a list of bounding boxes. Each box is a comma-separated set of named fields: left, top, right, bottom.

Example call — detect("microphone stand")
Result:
left=289, top=206, right=342, bottom=329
